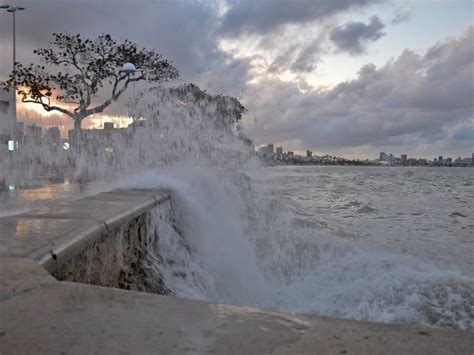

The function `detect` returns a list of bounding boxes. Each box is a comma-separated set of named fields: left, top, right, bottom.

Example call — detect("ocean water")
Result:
left=256, top=166, right=474, bottom=328
left=124, top=165, right=474, bottom=331
left=262, top=166, right=473, bottom=273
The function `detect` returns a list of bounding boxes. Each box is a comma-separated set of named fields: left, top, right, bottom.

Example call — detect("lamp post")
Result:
left=122, top=62, right=137, bottom=126
left=1, top=4, right=25, bottom=145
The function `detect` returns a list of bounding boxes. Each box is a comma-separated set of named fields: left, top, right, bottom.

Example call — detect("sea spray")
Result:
left=122, top=167, right=270, bottom=306
left=120, top=166, right=474, bottom=331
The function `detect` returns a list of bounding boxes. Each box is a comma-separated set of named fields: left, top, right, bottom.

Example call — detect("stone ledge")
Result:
left=0, top=258, right=472, bottom=355
left=0, top=189, right=170, bottom=272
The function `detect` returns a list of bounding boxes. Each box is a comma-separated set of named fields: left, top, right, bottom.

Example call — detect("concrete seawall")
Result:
left=0, top=189, right=472, bottom=354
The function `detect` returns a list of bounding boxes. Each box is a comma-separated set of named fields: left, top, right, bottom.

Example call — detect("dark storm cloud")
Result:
left=329, top=16, right=385, bottom=55
left=243, top=27, right=474, bottom=152
left=268, top=37, right=323, bottom=74
left=290, top=39, right=322, bottom=72
left=220, top=0, right=382, bottom=37
left=0, top=0, right=239, bottom=93
left=1, top=0, right=386, bottom=90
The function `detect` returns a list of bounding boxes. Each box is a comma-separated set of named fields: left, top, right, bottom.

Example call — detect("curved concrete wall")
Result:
left=53, top=210, right=170, bottom=294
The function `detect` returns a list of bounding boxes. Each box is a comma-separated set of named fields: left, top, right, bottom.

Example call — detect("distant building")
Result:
left=267, top=143, right=274, bottom=155
left=69, top=126, right=124, bottom=153
left=462, top=158, right=471, bottom=166
left=16, top=122, right=24, bottom=140
left=0, top=134, right=9, bottom=152
left=45, top=127, right=61, bottom=145
left=438, top=156, right=443, bottom=163
left=104, top=122, right=114, bottom=131
left=0, top=90, right=16, bottom=140
left=25, top=124, right=43, bottom=143
left=379, top=152, right=386, bottom=161
left=131, top=119, right=147, bottom=128
left=401, top=154, right=407, bottom=164
left=257, top=143, right=275, bottom=159
left=287, top=151, right=294, bottom=158
left=306, top=150, right=312, bottom=157
left=276, top=146, right=283, bottom=159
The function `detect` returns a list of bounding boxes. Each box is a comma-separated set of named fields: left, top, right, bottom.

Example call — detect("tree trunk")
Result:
left=74, top=119, right=81, bottom=131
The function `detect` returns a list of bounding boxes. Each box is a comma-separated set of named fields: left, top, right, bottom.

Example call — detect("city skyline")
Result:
left=257, top=142, right=473, bottom=165
left=6, top=119, right=473, bottom=166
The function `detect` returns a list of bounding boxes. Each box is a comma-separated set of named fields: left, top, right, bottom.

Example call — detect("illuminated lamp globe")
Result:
left=122, top=63, right=136, bottom=73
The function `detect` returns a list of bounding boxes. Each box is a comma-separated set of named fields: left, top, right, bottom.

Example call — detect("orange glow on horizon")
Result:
left=16, top=88, right=74, bottom=117
left=16, top=93, right=132, bottom=136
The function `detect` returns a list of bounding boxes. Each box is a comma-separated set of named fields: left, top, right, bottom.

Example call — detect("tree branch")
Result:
left=86, top=78, right=132, bottom=116
left=9, top=33, right=179, bottom=129
left=21, top=98, right=75, bottom=118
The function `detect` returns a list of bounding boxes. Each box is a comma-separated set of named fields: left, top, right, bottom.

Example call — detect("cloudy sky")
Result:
left=0, top=0, right=473, bottom=158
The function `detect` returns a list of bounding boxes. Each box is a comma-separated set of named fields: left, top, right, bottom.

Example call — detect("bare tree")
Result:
left=3, top=33, right=178, bottom=131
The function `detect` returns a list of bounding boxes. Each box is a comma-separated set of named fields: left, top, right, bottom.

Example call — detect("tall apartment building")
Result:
left=0, top=90, right=16, bottom=144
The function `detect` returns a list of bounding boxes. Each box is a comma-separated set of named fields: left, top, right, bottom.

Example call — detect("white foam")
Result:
left=120, top=167, right=474, bottom=331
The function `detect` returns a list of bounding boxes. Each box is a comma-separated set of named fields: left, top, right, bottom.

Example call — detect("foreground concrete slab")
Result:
left=1, top=258, right=472, bottom=355
left=0, top=190, right=472, bottom=354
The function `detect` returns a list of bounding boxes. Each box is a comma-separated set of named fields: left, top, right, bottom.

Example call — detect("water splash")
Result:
left=120, top=167, right=474, bottom=331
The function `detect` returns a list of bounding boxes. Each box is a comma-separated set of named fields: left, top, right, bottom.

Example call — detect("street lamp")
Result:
left=122, top=62, right=137, bottom=73
left=1, top=4, right=25, bottom=145
left=122, top=62, right=137, bottom=96
left=122, top=62, right=138, bottom=124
